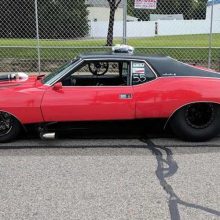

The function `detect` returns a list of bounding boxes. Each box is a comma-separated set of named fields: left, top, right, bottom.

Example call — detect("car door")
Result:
left=93, top=85, right=134, bottom=120
left=41, top=59, right=135, bottom=122
left=93, top=60, right=134, bottom=120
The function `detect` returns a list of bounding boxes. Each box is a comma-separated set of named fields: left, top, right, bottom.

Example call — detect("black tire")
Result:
left=0, top=112, right=21, bottom=143
left=170, top=103, right=220, bottom=141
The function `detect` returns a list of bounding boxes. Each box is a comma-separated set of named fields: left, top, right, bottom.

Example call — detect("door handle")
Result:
left=119, top=94, right=132, bottom=99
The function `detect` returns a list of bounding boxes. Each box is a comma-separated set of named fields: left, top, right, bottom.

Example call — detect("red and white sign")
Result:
left=134, top=0, right=157, bottom=9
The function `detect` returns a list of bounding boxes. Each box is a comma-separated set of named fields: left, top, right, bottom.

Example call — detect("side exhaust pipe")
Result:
left=40, top=132, right=56, bottom=140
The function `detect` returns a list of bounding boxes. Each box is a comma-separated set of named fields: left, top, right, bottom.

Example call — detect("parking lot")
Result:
left=0, top=132, right=219, bottom=220
left=1, top=0, right=220, bottom=219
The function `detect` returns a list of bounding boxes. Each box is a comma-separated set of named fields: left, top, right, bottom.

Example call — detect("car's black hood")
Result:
left=146, top=56, right=220, bottom=78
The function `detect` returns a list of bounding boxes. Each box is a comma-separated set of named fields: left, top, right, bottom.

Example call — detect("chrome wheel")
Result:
left=185, top=103, right=215, bottom=129
left=0, top=112, right=13, bottom=137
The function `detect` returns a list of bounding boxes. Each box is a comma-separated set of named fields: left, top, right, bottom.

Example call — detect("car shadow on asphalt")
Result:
left=140, top=138, right=220, bottom=220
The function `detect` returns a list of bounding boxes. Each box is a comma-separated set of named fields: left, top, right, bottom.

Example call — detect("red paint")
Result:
left=1, top=76, right=220, bottom=124
left=41, top=86, right=135, bottom=121
left=0, top=76, right=46, bottom=123
left=133, top=77, right=220, bottom=118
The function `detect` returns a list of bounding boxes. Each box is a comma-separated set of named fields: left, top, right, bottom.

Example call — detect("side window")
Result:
left=61, top=60, right=130, bottom=86
left=132, top=61, right=156, bottom=85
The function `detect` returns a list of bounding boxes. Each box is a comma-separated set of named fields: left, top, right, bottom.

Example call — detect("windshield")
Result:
left=42, top=59, right=78, bottom=84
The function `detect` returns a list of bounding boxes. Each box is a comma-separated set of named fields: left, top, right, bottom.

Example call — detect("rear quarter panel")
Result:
left=133, top=77, right=220, bottom=118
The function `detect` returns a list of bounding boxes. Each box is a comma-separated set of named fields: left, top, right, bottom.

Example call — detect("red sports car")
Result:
left=1, top=50, right=220, bottom=142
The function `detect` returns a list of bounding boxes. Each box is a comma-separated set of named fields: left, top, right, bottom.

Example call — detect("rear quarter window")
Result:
left=132, top=61, right=156, bottom=85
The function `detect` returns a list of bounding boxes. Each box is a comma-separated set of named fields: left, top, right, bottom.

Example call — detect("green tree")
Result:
left=192, top=0, right=207, bottom=19
left=177, top=0, right=194, bottom=19
left=106, top=0, right=122, bottom=46
left=38, top=0, right=89, bottom=39
left=157, top=0, right=179, bottom=14
left=128, top=0, right=207, bottom=21
left=0, top=0, right=36, bottom=38
left=128, top=0, right=181, bottom=21
left=0, top=0, right=89, bottom=39
left=128, top=0, right=150, bottom=21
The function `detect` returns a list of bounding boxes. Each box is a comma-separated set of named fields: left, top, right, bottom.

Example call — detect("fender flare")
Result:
left=0, top=110, right=26, bottom=131
left=164, top=101, right=220, bottom=130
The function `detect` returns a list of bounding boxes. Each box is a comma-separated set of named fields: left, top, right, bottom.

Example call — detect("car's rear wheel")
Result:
left=0, top=112, right=21, bottom=143
left=170, top=103, right=220, bottom=141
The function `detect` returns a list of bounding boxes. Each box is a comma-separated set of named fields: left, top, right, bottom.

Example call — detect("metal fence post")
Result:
left=123, top=0, right=127, bottom=44
left=35, top=0, right=41, bottom=73
left=208, top=0, right=214, bottom=69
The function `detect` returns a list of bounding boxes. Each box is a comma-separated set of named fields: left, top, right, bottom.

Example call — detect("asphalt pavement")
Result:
left=0, top=135, right=219, bottom=220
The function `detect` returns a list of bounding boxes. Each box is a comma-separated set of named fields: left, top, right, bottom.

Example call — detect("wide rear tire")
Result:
left=170, top=103, right=220, bottom=141
left=0, top=112, right=21, bottom=143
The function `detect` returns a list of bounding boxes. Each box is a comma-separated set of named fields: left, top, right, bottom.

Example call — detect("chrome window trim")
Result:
left=152, top=75, right=220, bottom=80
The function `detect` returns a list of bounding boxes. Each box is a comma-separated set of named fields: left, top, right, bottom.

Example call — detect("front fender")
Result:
left=0, top=87, right=45, bottom=124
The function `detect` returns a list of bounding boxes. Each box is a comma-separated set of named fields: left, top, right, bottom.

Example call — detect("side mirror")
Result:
left=53, top=82, right=62, bottom=91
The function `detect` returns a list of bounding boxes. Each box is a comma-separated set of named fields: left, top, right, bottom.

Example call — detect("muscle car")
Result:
left=1, top=48, right=220, bottom=142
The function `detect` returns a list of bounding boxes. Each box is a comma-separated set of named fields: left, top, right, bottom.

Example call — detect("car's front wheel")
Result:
left=0, top=112, right=21, bottom=143
left=170, top=103, right=220, bottom=141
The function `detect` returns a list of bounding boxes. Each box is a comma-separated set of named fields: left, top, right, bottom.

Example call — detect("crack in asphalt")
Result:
left=140, top=138, right=220, bottom=220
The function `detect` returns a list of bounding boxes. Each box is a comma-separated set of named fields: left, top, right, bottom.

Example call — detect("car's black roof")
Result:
left=78, top=52, right=220, bottom=78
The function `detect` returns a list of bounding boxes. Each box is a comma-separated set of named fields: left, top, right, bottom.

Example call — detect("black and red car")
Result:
left=1, top=47, right=220, bottom=142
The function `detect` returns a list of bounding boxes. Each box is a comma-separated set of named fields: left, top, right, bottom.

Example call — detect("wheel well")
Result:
left=164, top=102, right=220, bottom=130
left=0, top=111, right=25, bottom=131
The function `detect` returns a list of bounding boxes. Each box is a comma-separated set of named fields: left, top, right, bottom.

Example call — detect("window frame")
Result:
left=59, top=59, right=132, bottom=87
left=45, top=57, right=158, bottom=87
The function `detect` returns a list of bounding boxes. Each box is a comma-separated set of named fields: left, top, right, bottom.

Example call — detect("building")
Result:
left=150, top=14, right=184, bottom=21
left=88, top=7, right=138, bottom=22
left=85, top=0, right=123, bottom=7
left=85, top=0, right=138, bottom=22
left=206, top=0, right=220, bottom=20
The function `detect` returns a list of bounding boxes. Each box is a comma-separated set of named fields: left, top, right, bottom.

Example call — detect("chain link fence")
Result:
left=0, top=0, right=220, bottom=73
